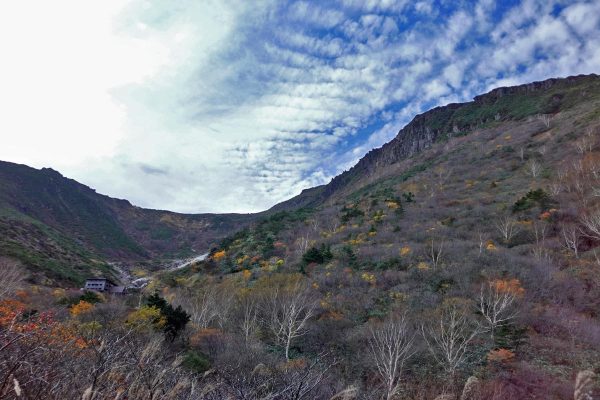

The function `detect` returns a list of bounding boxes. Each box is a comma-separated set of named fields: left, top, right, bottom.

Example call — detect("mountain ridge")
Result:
left=271, top=73, right=600, bottom=211
left=2, top=73, right=599, bottom=284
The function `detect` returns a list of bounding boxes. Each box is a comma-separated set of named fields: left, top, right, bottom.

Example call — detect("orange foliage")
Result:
left=70, top=300, right=94, bottom=316
left=213, top=250, right=226, bottom=261
left=487, top=348, right=515, bottom=362
left=491, top=279, right=525, bottom=297
left=281, top=358, right=307, bottom=371
left=190, top=328, right=222, bottom=348
left=242, top=269, right=252, bottom=280
left=319, top=310, right=344, bottom=321
left=0, top=298, right=87, bottom=349
left=0, top=299, right=26, bottom=326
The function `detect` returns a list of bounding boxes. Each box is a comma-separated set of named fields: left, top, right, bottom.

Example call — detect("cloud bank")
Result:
left=1, top=0, right=599, bottom=212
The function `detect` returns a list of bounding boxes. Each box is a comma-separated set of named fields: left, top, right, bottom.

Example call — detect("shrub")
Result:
left=146, top=292, right=191, bottom=342
left=512, top=189, right=554, bottom=213
left=182, top=350, right=211, bottom=374
left=302, top=244, right=333, bottom=265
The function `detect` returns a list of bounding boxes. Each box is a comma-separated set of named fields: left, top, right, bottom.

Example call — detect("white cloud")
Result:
left=1, top=0, right=599, bottom=213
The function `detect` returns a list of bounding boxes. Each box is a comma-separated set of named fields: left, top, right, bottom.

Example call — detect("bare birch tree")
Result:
left=428, top=238, right=445, bottom=269
left=580, top=210, right=600, bottom=240
left=239, top=297, right=258, bottom=345
left=267, top=282, right=315, bottom=361
left=561, top=225, right=581, bottom=258
left=538, top=113, right=552, bottom=128
left=477, top=281, right=520, bottom=338
left=532, top=222, right=549, bottom=262
left=368, top=316, right=415, bottom=400
left=526, top=159, right=542, bottom=178
left=495, top=216, right=520, bottom=243
left=421, top=305, right=481, bottom=377
left=177, top=286, right=230, bottom=329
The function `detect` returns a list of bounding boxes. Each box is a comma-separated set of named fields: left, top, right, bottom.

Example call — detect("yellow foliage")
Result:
left=400, top=246, right=411, bottom=256
left=52, top=288, right=66, bottom=298
left=368, top=231, right=377, bottom=237
left=213, top=250, right=226, bottom=261
left=312, top=282, right=319, bottom=289
left=386, top=201, right=399, bottom=209
left=78, top=321, right=102, bottom=336
left=504, top=135, right=512, bottom=140
left=361, top=272, right=376, bottom=284
left=486, top=240, right=497, bottom=251
left=70, top=300, right=94, bottom=316
left=389, top=291, right=409, bottom=302
left=417, top=262, right=430, bottom=270
left=276, top=259, right=284, bottom=266
left=126, top=306, right=166, bottom=331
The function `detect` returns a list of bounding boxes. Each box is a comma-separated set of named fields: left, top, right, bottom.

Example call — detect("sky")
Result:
left=1, top=0, right=599, bottom=213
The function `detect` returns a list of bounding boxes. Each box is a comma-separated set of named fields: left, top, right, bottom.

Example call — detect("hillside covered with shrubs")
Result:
left=1, top=75, right=600, bottom=399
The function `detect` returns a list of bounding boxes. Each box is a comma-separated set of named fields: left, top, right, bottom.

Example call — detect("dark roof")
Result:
left=85, top=277, right=117, bottom=286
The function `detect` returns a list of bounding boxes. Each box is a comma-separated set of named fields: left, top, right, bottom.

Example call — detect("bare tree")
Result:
left=526, top=159, right=542, bottom=178
left=548, top=182, right=562, bottom=196
left=575, top=134, right=594, bottom=154
left=0, top=258, right=26, bottom=300
left=532, top=222, right=549, bottom=262
left=580, top=210, right=600, bottom=240
left=428, top=238, right=445, bottom=269
left=369, top=316, right=416, bottom=400
left=495, top=216, right=520, bottom=243
left=477, top=281, right=520, bottom=338
left=267, top=282, right=315, bottom=361
left=434, top=167, right=452, bottom=193
left=239, top=297, right=259, bottom=345
left=421, top=305, right=481, bottom=377
left=561, top=225, right=581, bottom=258
left=519, top=147, right=525, bottom=162
left=275, top=353, right=337, bottom=400
left=477, top=232, right=485, bottom=257
left=296, top=233, right=311, bottom=256
left=177, top=286, right=230, bottom=330
left=538, top=113, right=552, bottom=128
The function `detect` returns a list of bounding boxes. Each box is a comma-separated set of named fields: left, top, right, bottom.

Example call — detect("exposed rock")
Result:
left=460, top=376, right=480, bottom=400
left=574, top=370, right=596, bottom=400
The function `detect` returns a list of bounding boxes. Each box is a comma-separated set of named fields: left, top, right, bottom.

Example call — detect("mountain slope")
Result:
left=0, top=162, right=256, bottom=284
left=155, top=73, right=600, bottom=398
left=208, top=73, right=600, bottom=276
left=2, top=74, right=599, bottom=286
left=271, top=74, right=600, bottom=211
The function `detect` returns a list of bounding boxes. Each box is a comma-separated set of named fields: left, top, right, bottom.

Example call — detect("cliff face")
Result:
left=317, top=73, right=600, bottom=200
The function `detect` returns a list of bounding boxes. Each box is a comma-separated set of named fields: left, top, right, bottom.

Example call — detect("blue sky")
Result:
left=1, top=0, right=599, bottom=213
